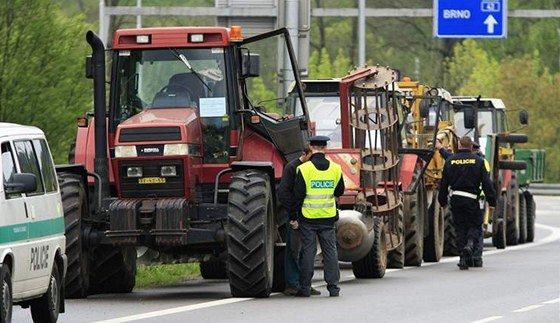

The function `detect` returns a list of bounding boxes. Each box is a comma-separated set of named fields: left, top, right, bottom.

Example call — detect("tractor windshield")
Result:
left=111, top=47, right=228, bottom=129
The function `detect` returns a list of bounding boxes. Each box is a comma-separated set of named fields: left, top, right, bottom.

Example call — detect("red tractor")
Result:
left=57, top=26, right=311, bottom=298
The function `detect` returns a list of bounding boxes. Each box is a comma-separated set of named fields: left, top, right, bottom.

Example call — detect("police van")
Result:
left=0, top=123, right=66, bottom=323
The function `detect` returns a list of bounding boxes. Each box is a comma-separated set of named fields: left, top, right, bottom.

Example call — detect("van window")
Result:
left=1, top=142, right=21, bottom=199
left=33, top=139, right=58, bottom=193
left=14, top=140, right=44, bottom=195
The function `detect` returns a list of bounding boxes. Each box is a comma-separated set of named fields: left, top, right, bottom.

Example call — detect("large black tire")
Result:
left=200, top=257, right=228, bottom=279
left=524, top=191, right=536, bottom=242
left=88, top=245, right=136, bottom=295
left=227, top=170, right=274, bottom=298
left=352, top=217, right=387, bottom=279
left=404, top=171, right=426, bottom=267
left=492, top=195, right=507, bottom=249
left=423, top=191, right=444, bottom=262
left=499, top=160, right=527, bottom=170
left=518, top=193, right=527, bottom=244
left=506, top=180, right=520, bottom=246
left=0, top=265, right=12, bottom=323
left=58, top=172, right=90, bottom=298
left=31, top=262, right=61, bottom=323
left=497, top=133, right=528, bottom=144
left=387, top=206, right=404, bottom=269
left=443, top=208, right=458, bottom=256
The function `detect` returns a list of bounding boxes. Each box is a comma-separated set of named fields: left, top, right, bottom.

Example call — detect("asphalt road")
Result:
left=13, top=195, right=560, bottom=323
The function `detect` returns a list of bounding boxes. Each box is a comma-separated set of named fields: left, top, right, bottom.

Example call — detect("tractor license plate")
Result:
left=138, top=177, right=166, bottom=184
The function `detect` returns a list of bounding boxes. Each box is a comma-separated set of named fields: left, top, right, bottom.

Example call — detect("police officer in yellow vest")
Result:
left=439, top=136, right=496, bottom=270
left=292, top=135, right=345, bottom=297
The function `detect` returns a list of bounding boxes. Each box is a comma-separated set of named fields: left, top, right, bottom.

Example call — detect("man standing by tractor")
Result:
left=292, top=136, right=345, bottom=297
left=277, top=146, right=321, bottom=296
left=438, top=136, right=496, bottom=270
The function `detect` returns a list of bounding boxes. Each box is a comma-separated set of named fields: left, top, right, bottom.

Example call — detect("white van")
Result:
left=0, top=123, right=66, bottom=323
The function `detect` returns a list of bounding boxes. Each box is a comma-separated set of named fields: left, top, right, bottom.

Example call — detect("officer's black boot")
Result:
left=464, top=239, right=474, bottom=267
left=457, top=240, right=474, bottom=270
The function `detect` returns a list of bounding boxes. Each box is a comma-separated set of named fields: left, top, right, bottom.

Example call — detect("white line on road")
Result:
left=512, top=304, right=544, bottom=313
left=97, top=223, right=560, bottom=323
left=469, top=316, right=504, bottom=323
left=90, top=298, right=251, bottom=323
left=542, top=298, right=560, bottom=304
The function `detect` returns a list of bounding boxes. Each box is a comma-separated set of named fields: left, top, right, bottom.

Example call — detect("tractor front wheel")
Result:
left=227, top=170, right=274, bottom=298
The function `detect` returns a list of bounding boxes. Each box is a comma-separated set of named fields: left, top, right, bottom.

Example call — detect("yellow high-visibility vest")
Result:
left=297, top=161, right=342, bottom=219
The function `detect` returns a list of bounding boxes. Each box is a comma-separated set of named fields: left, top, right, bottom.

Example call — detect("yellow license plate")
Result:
left=138, top=177, right=166, bottom=184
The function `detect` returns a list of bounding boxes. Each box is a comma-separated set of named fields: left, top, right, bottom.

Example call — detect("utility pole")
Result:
left=358, top=0, right=365, bottom=67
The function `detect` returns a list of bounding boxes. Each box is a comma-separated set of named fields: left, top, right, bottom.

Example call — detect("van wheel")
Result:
left=0, top=266, right=12, bottom=323
left=31, top=262, right=61, bottom=323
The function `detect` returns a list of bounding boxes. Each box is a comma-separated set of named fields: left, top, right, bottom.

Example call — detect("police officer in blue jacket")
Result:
left=438, top=136, right=496, bottom=270
left=292, top=136, right=345, bottom=296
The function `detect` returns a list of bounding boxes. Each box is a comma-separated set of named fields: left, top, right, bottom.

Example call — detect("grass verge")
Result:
left=136, top=263, right=201, bottom=289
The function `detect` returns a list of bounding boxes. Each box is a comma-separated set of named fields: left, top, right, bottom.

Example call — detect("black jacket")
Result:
left=277, top=157, right=304, bottom=223
left=293, top=153, right=345, bottom=225
left=438, top=149, right=496, bottom=207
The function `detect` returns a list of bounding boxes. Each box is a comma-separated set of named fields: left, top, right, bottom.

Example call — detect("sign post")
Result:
left=434, top=0, right=507, bottom=38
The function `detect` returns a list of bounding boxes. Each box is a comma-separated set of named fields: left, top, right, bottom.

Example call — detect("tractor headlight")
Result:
left=126, top=166, right=143, bottom=178
left=115, top=145, right=137, bottom=158
left=163, top=144, right=189, bottom=156
left=161, top=165, right=177, bottom=177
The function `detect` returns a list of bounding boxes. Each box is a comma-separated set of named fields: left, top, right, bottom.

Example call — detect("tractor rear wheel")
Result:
left=200, top=257, right=228, bottom=279
left=506, top=180, right=520, bottom=246
left=524, top=192, right=536, bottom=242
left=443, top=208, right=458, bottom=256
left=423, top=191, right=444, bottom=262
left=518, top=193, right=527, bottom=244
left=352, top=217, right=387, bottom=279
left=387, top=206, right=404, bottom=269
left=58, top=172, right=90, bottom=298
left=492, top=195, right=507, bottom=249
left=88, top=245, right=136, bottom=295
left=227, top=170, right=274, bottom=298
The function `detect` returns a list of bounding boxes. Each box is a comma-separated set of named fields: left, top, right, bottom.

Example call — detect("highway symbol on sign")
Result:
left=434, top=0, right=508, bottom=38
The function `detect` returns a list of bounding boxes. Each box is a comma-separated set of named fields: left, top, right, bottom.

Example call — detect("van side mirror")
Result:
left=462, top=106, right=475, bottom=129
left=5, top=173, right=37, bottom=194
left=242, top=50, right=260, bottom=78
left=519, top=110, right=528, bottom=125
left=85, top=56, right=93, bottom=79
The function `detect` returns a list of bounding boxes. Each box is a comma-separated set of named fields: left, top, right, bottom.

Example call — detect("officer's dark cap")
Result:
left=308, top=135, right=330, bottom=146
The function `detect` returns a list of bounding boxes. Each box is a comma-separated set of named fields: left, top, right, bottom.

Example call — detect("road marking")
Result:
left=470, top=316, right=503, bottom=323
left=512, top=304, right=543, bottom=313
left=98, top=223, right=560, bottom=323
left=90, top=298, right=251, bottom=323
left=542, top=298, right=560, bottom=304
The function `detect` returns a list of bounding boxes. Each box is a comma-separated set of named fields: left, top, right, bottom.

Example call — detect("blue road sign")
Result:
left=434, top=0, right=507, bottom=38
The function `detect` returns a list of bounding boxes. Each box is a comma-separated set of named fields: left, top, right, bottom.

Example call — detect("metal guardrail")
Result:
left=528, top=183, right=560, bottom=196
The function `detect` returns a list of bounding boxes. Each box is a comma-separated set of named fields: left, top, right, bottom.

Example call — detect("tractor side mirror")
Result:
left=519, top=110, right=528, bottom=125
left=462, top=106, right=476, bottom=129
left=419, top=99, right=430, bottom=118
left=242, top=50, right=260, bottom=78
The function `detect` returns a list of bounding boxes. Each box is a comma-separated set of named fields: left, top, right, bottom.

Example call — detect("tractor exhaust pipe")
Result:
left=86, top=31, right=109, bottom=200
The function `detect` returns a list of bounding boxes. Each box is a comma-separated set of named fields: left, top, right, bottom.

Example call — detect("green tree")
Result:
left=0, top=0, right=92, bottom=163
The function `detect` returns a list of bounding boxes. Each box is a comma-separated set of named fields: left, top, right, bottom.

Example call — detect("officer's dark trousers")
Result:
left=450, top=196, right=483, bottom=254
left=299, top=221, right=340, bottom=295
